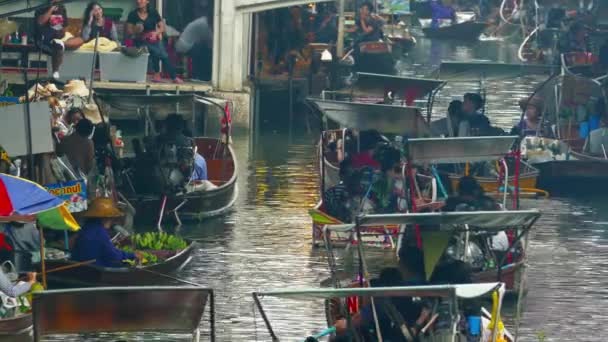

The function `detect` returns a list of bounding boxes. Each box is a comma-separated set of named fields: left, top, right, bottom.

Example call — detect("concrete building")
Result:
left=0, top=0, right=332, bottom=127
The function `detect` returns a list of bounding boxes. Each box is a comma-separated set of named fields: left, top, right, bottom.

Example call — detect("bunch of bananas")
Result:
left=131, top=232, right=187, bottom=251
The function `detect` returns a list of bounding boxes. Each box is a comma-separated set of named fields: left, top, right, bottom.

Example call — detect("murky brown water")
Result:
left=39, top=36, right=608, bottom=341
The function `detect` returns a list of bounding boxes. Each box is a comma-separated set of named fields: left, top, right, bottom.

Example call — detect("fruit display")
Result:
left=131, top=232, right=188, bottom=251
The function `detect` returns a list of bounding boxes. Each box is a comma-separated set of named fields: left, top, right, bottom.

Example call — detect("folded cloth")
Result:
left=77, top=37, right=119, bottom=52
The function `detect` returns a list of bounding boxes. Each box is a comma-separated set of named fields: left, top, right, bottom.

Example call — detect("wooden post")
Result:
left=337, top=0, right=346, bottom=57
left=38, top=224, right=47, bottom=289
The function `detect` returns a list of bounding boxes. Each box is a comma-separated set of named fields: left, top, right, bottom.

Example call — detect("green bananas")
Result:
left=130, top=232, right=187, bottom=251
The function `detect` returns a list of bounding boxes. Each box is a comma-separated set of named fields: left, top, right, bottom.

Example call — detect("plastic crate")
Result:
left=48, top=51, right=96, bottom=82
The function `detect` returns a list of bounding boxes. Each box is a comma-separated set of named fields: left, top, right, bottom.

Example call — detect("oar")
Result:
left=136, top=267, right=204, bottom=287
left=44, top=259, right=96, bottom=274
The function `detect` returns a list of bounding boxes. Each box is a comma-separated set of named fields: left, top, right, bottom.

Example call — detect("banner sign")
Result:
left=45, top=180, right=87, bottom=213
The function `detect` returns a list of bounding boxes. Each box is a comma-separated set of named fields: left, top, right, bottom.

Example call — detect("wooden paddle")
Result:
left=43, top=259, right=96, bottom=275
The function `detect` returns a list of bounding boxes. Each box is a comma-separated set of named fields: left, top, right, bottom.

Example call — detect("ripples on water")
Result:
left=43, top=38, right=608, bottom=341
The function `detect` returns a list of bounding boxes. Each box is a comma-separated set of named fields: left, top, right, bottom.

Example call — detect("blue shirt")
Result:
left=191, top=154, right=208, bottom=181
left=71, top=220, right=135, bottom=268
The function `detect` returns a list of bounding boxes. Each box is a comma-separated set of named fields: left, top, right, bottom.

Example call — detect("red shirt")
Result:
left=351, top=152, right=380, bottom=169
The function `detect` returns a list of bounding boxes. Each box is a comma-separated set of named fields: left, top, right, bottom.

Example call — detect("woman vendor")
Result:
left=71, top=198, right=141, bottom=267
left=510, top=96, right=551, bottom=137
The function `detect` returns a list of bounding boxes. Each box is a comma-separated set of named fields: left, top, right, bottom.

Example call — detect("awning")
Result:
left=351, top=72, right=446, bottom=99
left=308, top=98, right=430, bottom=136
left=407, top=136, right=518, bottom=164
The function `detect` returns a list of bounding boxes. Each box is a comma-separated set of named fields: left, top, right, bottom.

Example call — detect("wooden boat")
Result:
left=356, top=40, right=396, bottom=74
left=126, top=137, right=238, bottom=223
left=0, top=313, right=32, bottom=338
left=32, top=286, right=215, bottom=341
left=39, top=240, right=195, bottom=288
left=422, top=21, right=487, bottom=40
left=96, top=93, right=239, bottom=223
left=443, top=160, right=540, bottom=195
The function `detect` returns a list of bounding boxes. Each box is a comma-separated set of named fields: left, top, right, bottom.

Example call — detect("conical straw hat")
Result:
left=83, top=197, right=123, bottom=218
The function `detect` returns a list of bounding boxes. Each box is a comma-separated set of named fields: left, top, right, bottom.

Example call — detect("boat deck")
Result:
left=0, top=67, right=212, bottom=93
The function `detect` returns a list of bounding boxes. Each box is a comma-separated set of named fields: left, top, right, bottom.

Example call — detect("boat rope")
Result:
left=137, top=267, right=204, bottom=287
left=518, top=26, right=539, bottom=62
left=499, top=0, right=520, bottom=26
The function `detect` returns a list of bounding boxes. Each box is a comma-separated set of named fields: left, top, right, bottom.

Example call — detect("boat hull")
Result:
left=422, top=21, right=487, bottom=40
left=39, top=242, right=195, bottom=289
left=356, top=41, right=396, bottom=74
left=0, top=314, right=32, bottom=338
left=534, top=157, right=608, bottom=193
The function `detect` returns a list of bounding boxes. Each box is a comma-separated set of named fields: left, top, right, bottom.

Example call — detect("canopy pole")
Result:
left=88, top=31, right=100, bottom=104
left=337, top=0, right=346, bottom=57
left=39, top=224, right=47, bottom=289
left=252, top=293, right=278, bottom=341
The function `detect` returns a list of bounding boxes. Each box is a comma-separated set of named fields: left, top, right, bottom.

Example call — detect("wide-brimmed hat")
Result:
left=83, top=197, right=124, bottom=218
left=83, top=103, right=104, bottom=124
left=519, top=96, right=544, bottom=111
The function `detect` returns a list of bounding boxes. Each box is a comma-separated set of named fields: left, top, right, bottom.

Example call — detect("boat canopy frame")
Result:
left=253, top=282, right=506, bottom=342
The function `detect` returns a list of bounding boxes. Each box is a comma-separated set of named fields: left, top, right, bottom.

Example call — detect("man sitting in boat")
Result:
left=347, top=2, right=385, bottom=48
left=155, top=114, right=197, bottom=192
left=322, top=159, right=362, bottom=223
left=368, top=143, right=405, bottom=213
left=430, top=0, right=456, bottom=28
left=511, top=96, right=552, bottom=137
left=458, top=93, right=494, bottom=137
left=442, top=176, right=498, bottom=212
left=347, top=130, right=386, bottom=169
left=333, top=248, right=429, bottom=341
left=72, top=198, right=142, bottom=267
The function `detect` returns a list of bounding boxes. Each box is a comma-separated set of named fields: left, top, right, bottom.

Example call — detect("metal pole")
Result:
left=337, top=0, right=346, bottom=57
left=22, top=61, right=34, bottom=180
left=252, top=293, right=279, bottom=341
left=39, top=224, right=47, bottom=289
left=88, top=31, right=100, bottom=103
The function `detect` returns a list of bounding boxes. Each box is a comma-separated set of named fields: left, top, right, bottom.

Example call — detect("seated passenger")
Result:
left=431, top=99, right=463, bottom=137
left=81, top=2, right=119, bottom=42
left=334, top=248, right=428, bottom=340
left=369, top=143, right=403, bottom=213
left=442, top=176, right=498, bottom=212
left=72, top=198, right=141, bottom=267
left=322, top=160, right=361, bottom=223
left=191, top=153, right=208, bottom=182
left=511, top=96, right=550, bottom=137
left=458, top=93, right=492, bottom=137
left=349, top=130, right=386, bottom=169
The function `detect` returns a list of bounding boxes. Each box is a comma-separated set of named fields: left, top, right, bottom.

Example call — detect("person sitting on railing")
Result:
left=125, top=0, right=183, bottom=83
left=81, top=2, right=119, bottom=42
left=34, top=0, right=84, bottom=80
left=511, top=96, right=552, bottom=137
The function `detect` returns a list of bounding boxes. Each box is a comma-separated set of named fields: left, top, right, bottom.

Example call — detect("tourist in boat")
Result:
left=368, top=143, right=403, bottom=213
left=432, top=99, right=463, bottom=137
left=347, top=2, right=385, bottom=45
left=56, top=118, right=95, bottom=175
left=71, top=197, right=141, bottom=267
left=0, top=267, right=36, bottom=298
left=34, top=0, right=84, bottom=79
left=511, top=96, right=551, bottom=137
left=429, top=0, right=456, bottom=28
left=348, top=130, right=385, bottom=169
left=81, top=2, right=119, bottom=42
left=458, top=93, right=493, bottom=137
left=2, top=222, right=41, bottom=272
left=558, top=21, right=590, bottom=57
left=333, top=248, right=428, bottom=340
left=322, top=159, right=361, bottom=223
left=125, top=0, right=183, bottom=83
left=442, top=176, right=498, bottom=212
left=314, top=4, right=338, bottom=44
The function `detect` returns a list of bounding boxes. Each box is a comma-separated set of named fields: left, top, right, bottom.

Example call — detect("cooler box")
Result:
left=49, top=51, right=96, bottom=82
left=99, top=51, right=149, bottom=83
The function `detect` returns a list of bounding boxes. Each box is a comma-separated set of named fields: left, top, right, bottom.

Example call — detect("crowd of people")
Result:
left=34, top=0, right=193, bottom=83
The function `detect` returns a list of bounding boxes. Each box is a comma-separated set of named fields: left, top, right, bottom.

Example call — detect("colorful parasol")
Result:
left=0, top=174, right=79, bottom=231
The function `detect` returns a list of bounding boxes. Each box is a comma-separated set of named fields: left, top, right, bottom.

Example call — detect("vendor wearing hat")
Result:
left=511, top=96, right=550, bottom=137
left=71, top=198, right=141, bottom=267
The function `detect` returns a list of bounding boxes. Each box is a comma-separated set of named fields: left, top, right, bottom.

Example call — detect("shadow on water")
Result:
left=41, top=37, right=608, bottom=341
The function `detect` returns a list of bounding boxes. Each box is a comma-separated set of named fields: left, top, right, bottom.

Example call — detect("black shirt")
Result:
left=127, top=8, right=162, bottom=33
left=34, top=5, right=67, bottom=42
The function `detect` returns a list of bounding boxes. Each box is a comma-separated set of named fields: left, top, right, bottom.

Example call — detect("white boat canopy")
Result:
left=407, top=136, right=518, bottom=164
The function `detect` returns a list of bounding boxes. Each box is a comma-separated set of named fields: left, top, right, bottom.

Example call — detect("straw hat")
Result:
left=83, top=103, right=104, bottom=124
left=63, top=80, right=90, bottom=98
left=83, top=198, right=123, bottom=218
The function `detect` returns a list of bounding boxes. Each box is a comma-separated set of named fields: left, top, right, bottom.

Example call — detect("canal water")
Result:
left=47, top=36, right=608, bottom=341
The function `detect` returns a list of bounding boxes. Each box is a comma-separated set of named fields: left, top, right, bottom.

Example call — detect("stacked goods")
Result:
left=121, top=232, right=188, bottom=266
